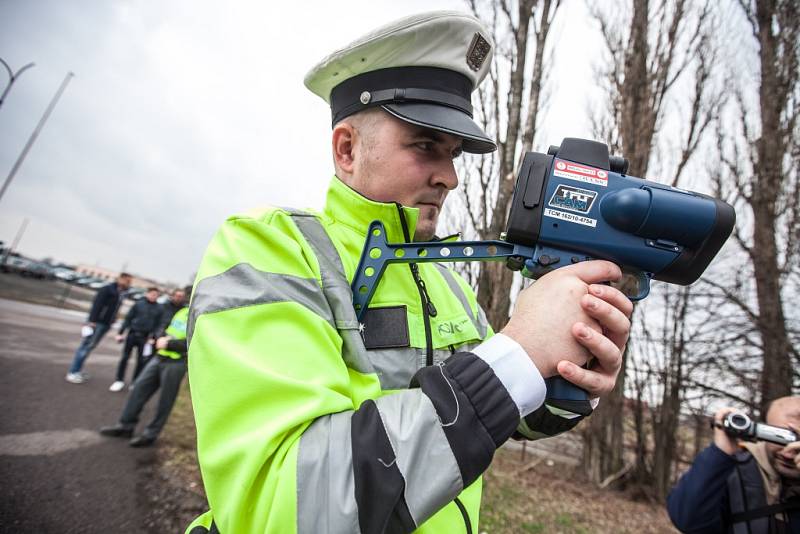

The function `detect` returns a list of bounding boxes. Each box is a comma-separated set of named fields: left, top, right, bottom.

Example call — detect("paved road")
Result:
left=0, top=298, right=162, bottom=533
left=0, top=290, right=582, bottom=533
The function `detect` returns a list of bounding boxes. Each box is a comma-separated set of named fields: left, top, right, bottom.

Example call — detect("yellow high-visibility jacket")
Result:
left=186, top=176, right=525, bottom=534
left=156, top=307, right=188, bottom=359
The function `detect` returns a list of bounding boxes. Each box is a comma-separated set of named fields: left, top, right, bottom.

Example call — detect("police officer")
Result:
left=158, top=287, right=187, bottom=333
left=186, top=11, right=632, bottom=534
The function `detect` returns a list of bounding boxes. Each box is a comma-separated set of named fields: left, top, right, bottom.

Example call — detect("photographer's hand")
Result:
left=778, top=425, right=800, bottom=470
left=781, top=441, right=800, bottom=470
left=713, top=407, right=740, bottom=456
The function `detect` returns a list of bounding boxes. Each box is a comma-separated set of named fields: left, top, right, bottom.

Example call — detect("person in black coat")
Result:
left=108, top=287, right=163, bottom=391
left=65, top=273, right=132, bottom=384
left=668, top=397, right=800, bottom=533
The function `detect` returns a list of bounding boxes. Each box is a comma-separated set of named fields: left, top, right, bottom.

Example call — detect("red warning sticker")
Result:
left=553, top=159, right=608, bottom=187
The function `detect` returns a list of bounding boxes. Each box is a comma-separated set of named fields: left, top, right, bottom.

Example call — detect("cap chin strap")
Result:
left=332, top=87, right=473, bottom=126
left=379, top=106, right=496, bottom=155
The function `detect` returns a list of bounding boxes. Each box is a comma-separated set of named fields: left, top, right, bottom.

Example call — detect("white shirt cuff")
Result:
left=471, top=333, right=546, bottom=417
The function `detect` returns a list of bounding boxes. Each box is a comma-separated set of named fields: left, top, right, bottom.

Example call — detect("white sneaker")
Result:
left=65, top=372, right=85, bottom=384
left=109, top=381, right=125, bottom=392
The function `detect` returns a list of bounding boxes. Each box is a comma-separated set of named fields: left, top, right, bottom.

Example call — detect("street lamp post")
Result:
left=0, top=71, right=74, bottom=206
left=0, top=58, right=35, bottom=110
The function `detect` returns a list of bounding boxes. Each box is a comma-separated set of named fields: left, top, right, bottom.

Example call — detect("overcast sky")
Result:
left=0, top=0, right=600, bottom=285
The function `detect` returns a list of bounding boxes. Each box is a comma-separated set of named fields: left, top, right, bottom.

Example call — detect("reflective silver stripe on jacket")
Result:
left=434, top=264, right=489, bottom=339
left=374, top=390, right=464, bottom=525
left=366, top=347, right=464, bottom=389
left=296, top=390, right=464, bottom=533
left=187, top=263, right=334, bottom=344
left=286, top=209, right=374, bottom=375
left=297, top=412, right=360, bottom=534
left=366, top=347, right=420, bottom=390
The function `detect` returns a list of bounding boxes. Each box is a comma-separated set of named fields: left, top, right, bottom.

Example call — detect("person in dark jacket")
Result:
left=99, top=286, right=191, bottom=447
left=66, top=273, right=132, bottom=384
left=668, top=397, right=800, bottom=533
left=109, top=287, right=163, bottom=392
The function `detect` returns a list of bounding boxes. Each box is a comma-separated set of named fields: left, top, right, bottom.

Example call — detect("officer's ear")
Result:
left=332, top=121, right=357, bottom=176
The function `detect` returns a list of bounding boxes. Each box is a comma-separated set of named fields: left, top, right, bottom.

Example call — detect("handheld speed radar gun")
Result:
left=352, top=138, right=736, bottom=416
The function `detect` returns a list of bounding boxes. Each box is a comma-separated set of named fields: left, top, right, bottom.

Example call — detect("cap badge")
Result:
left=360, top=91, right=372, bottom=105
left=466, top=33, right=491, bottom=72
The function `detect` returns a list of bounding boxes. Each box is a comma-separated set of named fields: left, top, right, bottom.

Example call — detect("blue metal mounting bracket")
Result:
left=351, top=220, right=651, bottom=322
left=351, top=221, right=534, bottom=321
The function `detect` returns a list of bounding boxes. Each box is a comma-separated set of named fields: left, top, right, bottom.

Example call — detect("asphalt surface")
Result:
left=0, top=297, right=162, bottom=533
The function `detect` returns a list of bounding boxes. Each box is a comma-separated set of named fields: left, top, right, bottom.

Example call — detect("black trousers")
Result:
left=115, top=331, right=150, bottom=382
left=118, top=356, right=187, bottom=440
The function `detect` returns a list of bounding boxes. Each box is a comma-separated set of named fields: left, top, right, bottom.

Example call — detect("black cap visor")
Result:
left=382, top=102, right=496, bottom=154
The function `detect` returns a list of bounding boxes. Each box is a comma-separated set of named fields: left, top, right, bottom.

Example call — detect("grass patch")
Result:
left=479, top=448, right=677, bottom=533
left=146, top=379, right=207, bottom=531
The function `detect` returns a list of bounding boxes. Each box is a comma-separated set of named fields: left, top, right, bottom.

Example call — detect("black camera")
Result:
left=721, top=412, right=798, bottom=446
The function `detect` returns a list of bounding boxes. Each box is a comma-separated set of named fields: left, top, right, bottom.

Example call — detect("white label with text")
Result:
left=553, top=159, right=608, bottom=187
left=544, top=208, right=597, bottom=228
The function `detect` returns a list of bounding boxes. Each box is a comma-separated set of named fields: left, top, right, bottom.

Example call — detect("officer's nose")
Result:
left=432, top=158, right=459, bottom=191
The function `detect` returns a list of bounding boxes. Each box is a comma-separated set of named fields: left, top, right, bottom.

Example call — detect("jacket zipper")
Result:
left=395, top=203, right=437, bottom=367
left=395, top=205, right=472, bottom=534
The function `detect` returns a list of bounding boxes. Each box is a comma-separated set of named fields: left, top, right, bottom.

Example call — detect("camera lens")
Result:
left=729, top=413, right=750, bottom=430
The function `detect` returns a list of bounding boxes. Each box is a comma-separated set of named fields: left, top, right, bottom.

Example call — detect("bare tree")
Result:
left=713, top=0, right=800, bottom=416
left=448, top=0, right=561, bottom=331
left=646, top=285, right=727, bottom=498
left=582, top=0, right=723, bottom=487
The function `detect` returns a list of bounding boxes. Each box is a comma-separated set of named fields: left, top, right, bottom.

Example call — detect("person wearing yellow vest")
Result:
left=99, top=286, right=192, bottom=448
left=186, top=11, right=633, bottom=534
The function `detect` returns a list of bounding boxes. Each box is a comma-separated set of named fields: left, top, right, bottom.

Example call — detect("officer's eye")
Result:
left=415, top=141, right=434, bottom=152
left=452, top=147, right=463, bottom=160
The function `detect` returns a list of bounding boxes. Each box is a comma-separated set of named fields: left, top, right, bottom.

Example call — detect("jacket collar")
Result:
left=743, top=441, right=782, bottom=503
left=323, top=175, right=420, bottom=244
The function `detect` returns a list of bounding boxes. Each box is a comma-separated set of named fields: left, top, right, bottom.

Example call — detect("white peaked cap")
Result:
left=304, top=10, right=497, bottom=154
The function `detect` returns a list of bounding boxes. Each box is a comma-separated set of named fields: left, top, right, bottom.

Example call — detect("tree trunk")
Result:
left=752, top=0, right=794, bottom=415
left=474, top=0, right=558, bottom=331
left=582, top=371, right=626, bottom=484
left=584, top=0, right=701, bottom=487
left=477, top=262, right=514, bottom=330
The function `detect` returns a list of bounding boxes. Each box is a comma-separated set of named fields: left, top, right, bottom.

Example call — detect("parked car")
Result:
left=21, top=262, right=56, bottom=280
left=1, top=256, right=33, bottom=274
left=88, top=280, right=108, bottom=290
left=53, top=267, right=80, bottom=282
left=75, top=276, right=103, bottom=287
